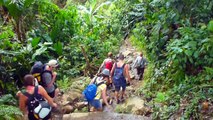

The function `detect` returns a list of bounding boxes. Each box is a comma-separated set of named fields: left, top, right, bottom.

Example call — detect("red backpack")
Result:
left=105, top=59, right=113, bottom=71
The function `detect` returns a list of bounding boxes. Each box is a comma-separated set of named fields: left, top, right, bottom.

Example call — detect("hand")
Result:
left=53, top=72, right=57, bottom=76
left=52, top=103, right=57, bottom=108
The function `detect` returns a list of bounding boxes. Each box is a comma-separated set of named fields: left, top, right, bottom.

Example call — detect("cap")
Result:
left=47, top=59, right=58, bottom=68
left=101, top=69, right=110, bottom=76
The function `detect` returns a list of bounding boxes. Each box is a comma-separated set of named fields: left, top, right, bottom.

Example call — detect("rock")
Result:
left=129, top=71, right=135, bottom=79
left=63, top=112, right=150, bottom=120
left=62, top=105, right=75, bottom=114
left=123, top=50, right=132, bottom=57
left=126, top=86, right=135, bottom=93
left=115, top=97, right=146, bottom=115
left=61, top=89, right=83, bottom=105
left=76, top=102, right=88, bottom=110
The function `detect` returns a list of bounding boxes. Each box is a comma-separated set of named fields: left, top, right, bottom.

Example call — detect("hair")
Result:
left=118, top=53, right=124, bottom=60
left=102, top=74, right=109, bottom=79
left=108, top=52, right=113, bottom=58
left=23, top=74, right=34, bottom=87
left=139, top=52, right=143, bottom=56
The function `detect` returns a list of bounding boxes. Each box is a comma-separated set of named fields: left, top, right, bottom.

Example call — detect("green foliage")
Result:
left=121, top=0, right=213, bottom=119
left=0, top=0, right=122, bottom=96
left=57, top=77, right=73, bottom=92
left=0, top=94, right=22, bottom=120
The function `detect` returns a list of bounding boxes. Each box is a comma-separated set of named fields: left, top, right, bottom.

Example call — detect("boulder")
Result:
left=61, top=89, right=83, bottom=105
left=76, top=102, right=88, bottom=110
left=123, top=50, right=132, bottom=57
left=115, top=97, right=147, bottom=115
left=62, top=105, right=75, bottom=114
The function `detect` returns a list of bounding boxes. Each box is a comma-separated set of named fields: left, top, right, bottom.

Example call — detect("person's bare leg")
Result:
left=115, top=91, right=119, bottom=103
left=121, top=90, right=125, bottom=101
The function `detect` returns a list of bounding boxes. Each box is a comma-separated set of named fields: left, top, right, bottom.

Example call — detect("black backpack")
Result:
left=23, top=86, right=51, bottom=119
left=31, top=61, right=52, bottom=87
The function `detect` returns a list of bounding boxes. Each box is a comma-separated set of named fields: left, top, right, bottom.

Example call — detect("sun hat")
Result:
left=47, top=59, right=58, bottom=68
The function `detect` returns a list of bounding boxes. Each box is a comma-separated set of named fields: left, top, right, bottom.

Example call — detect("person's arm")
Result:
left=89, top=76, right=96, bottom=84
left=101, top=86, right=110, bottom=107
left=125, top=64, right=131, bottom=83
left=17, top=92, right=27, bottom=114
left=110, top=63, right=115, bottom=78
left=98, top=60, right=105, bottom=73
left=39, top=86, right=57, bottom=108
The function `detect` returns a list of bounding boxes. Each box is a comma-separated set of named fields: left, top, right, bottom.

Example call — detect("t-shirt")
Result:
left=93, top=77, right=107, bottom=100
left=42, top=72, right=55, bottom=93
left=133, top=56, right=148, bottom=68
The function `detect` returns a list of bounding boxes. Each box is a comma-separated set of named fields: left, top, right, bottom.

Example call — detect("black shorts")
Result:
left=48, top=90, right=55, bottom=98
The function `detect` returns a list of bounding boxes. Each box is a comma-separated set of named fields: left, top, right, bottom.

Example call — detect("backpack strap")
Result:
left=122, top=63, right=126, bottom=68
left=93, top=76, right=105, bottom=86
left=115, top=63, right=126, bottom=68
left=34, top=86, right=39, bottom=96
left=22, top=86, right=39, bottom=99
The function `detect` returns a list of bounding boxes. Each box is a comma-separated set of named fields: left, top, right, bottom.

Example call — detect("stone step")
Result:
left=62, top=112, right=151, bottom=120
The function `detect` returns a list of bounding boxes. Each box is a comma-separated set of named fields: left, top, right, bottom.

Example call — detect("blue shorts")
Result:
left=89, top=99, right=102, bottom=109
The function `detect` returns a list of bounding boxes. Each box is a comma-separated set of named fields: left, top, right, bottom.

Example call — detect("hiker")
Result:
left=16, top=74, right=57, bottom=120
left=110, top=53, right=131, bottom=104
left=42, top=59, right=60, bottom=98
left=132, top=52, right=148, bottom=80
left=88, top=69, right=112, bottom=111
left=98, top=52, right=114, bottom=85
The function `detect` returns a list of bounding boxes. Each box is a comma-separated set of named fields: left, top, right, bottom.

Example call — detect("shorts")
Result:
left=48, top=90, right=55, bottom=98
left=114, top=84, right=126, bottom=92
left=89, top=99, right=102, bottom=109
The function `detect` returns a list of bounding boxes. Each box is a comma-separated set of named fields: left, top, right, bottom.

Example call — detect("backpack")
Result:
left=104, top=59, right=113, bottom=71
left=82, top=77, right=104, bottom=102
left=113, top=63, right=126, bottom=84
left=31, top=61, right=52, bottom=87
left=23, top=86, right=51, bottom=119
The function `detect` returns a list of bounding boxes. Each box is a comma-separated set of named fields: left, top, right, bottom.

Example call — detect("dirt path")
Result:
left=52, top=39, right=150, bottom=120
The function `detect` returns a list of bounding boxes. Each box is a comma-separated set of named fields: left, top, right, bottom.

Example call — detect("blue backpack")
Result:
left=113, top=63, right=126, bottom=84
left=82, top=77, right=104, bottom=102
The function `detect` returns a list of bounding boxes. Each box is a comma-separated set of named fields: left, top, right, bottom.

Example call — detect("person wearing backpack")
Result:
left=41, top=59, right=60, bottom=98
left=110, top=53, right=131, bottom=104
left=132, top=52, right=148, bottom=80
left=17, top=74, right=57, bottom=120
left=98, top=52, right=114, bottom=86
left=83, top=69, right=111, bottom=112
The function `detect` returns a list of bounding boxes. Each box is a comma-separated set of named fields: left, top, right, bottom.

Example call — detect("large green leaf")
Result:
left=53, top=42, right=63, bottom=55
left=31, top=37, right=40, bottom=48
left=207, top=20, right=213, bottom=32
left=32, top=46, right=48, bottom=60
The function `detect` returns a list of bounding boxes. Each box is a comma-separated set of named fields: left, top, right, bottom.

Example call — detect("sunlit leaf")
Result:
left=32, top=46, right=47, bottom=60
left=207, top=20, right=213, bottom=32
left=53, top=41, right=63, bottom=55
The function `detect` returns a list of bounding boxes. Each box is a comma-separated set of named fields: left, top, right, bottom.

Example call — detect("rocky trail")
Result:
left=52, top=39, right=152, bottom=120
